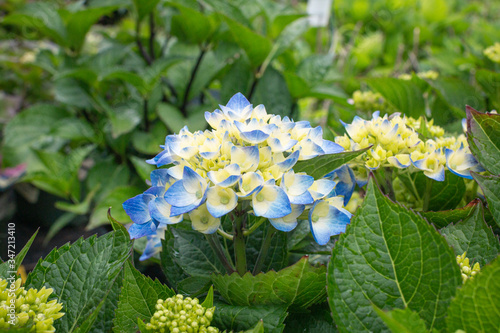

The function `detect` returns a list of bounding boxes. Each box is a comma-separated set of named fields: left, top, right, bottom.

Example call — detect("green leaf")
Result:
left=476, top=69, right=500, bottom=110
left=25, top=228, right=132, bottom=332
left=63, top=6, right=119, bottom=52
left=245, top=222, right=288, bottom=273
left=54, top=78, right=94, bottom=109
left=441, top=202, right=500, bottom=266
left=373, top=307, right=428, bottom=333
left=113, top=261, right=175, bottom=333
left=166, top=228, right=225, bottom=277
left=25, top=145, right=95, bottom=201
left=293, top=147, right=369, bottom=180
left=225, top=19, right=272, bottom=67
left=170, top=4, right=217, bottom=44
left=430, top=77, right=485, bottom=117
left=252, top=67, right=293, bottom=117
left=446, top=256, right=500, bottom=333
left=270, top=17, right=309, bottom=60
left=420, top=199, right=479, bottom=229
left=160, top=229, right=190, bottom=289
left=108, top=104, right=142, bottom=139
left=86, top=158, right=130, bottom=202
left=212, top=301, right=288, bottom=333
left=244, top=320, right=265, bottom=333
left=366, top=78, right=425, bottom=118
left=130, top=156, right=156, bottom=182
left=473, top=173, right=500, bottom=227
left=43, top=213, right=77, bottom=246
left=284, top=303, right=337, bottom=333
left=0, top=230, right=38, bottom=279
left=132, top=122, right=168, bottom=155
left=133, top=0, right=160, bottom=21
left=3, top=3, right=67, bottom=45
left=328, top=179, right=461, bottom=332
left=88, top=186, right=142, bottom=230
left=157, top=103, right=187, bottom=133
left=201, top=286, right=214, bottom=308
left=177, top=276, right=211, bottom=298
left=212, top=257, right=326, bottom=311
left=467, top=106, right=500, bottom=175
left=90, top=270, right=123, bottom=333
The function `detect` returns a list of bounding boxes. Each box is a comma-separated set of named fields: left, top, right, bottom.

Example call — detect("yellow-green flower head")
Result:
left=340, top=112, right=484, bottom=181
left=0, top=278, right=64, bottom=332
left=349, top=90, right=387, bottom=112
left=399, top=71, right=439, bottom=81
left=145, top=294, right=219, bottom=333
left=484, top=42, right=500, bottom=63
left=123, top=93, right=353, bottom=257
left=456, top=252, right=480, bottom=283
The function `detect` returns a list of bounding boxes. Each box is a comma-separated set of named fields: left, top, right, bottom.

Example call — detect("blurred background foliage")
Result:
left=0, top=0, right=499, bottom=246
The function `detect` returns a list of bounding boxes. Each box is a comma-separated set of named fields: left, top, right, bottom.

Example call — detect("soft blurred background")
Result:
left=1, top=0, right=499, bottom=273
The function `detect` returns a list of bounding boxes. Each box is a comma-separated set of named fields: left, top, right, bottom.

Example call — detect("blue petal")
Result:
left=128, top=221, right=157, bottom=239
left=331, top=165, right=356, bottom=204
left=288, top=191, right=314, bottom=205
left=239, top=129, right=270, bottom=143
left=320, top=140, right=344, bottom=154
left=123, top=194, right=151, bottom=224
left=164, top=180, right=199, bottom=207
left=150, top=169, right=172, bottom=187
left=225, top=92, right=251, bottom=112
left=149, top=197, right=183, bottom=224
left=425, top=166, right=445, bottom=182
left=277, top=150, right=300, bottom=171
left=252, top=186, right=292, bottom=218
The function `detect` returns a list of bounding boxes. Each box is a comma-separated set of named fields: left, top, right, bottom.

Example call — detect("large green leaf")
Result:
left=245, top=222, right=288, bottom=273
left=89, top=270, right=123, bottom=333
left=0, top=231, right=38, bottom=279
left=212, top=301, right=288, bottom=333
left=473, top=173, right=500, bottom=227
left=160, top=228, right=190, bottom=289
left=252, top=67, right=293, bottom=117
left=132, top=0, right=160, bottom=21
left=3, top=2, right=67, bottom=45
left=430, top=78, right=485, bottom=116
left=170, top=4, right=217, bottom=45
left=293, top=147, right=369, bottom=180
left=366, top=78, right=425, bottom=118
left=166, top=228, right=226, bottom=277
left=373, top=307, right=427, bottom=333
left=25, top=228, right=132, bottom=332
left=88, top=185, right=142, bottom=229
left=476, top=69, right=500, bottom=110
left=212, top=257, right=326, bottom=310
left=419, top=199, right=478, bottom=229
left=328, top=179, right=461, bottom=332
left=113, top=261, right=175, bottom=333
left=440, top=202, right=500, bottom=266
left=467, top=106, right=500, bottom=175
left=446, top=256, right=500, bottom=333
left=284, top=303, right=337, bottom=333
left=225, top=19, right=272, bottom=68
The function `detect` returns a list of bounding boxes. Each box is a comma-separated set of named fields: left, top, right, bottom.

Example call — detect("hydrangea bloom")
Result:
left=336, top=112, right=484, bottom=191
left=0, top=278, right=64, bottom=331
left=124, top=93, right=352, bottom=260
left=145, top=295, right=218, bottom=333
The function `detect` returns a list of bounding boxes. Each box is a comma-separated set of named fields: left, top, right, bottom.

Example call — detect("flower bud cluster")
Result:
left=349, top=90, right=388, bottom=113
left=398, top=70, right=439, bottom=81
left=145, top=295, right=218, bottom=333
left=336, top=112, right=483, bottom=182
left=456, top=252, right=480, bottom=283
left=0, top=278, right=64, bottom=332
left=484, top=42, right=500, bottom=63
left=124, top=93, right=353, bottom=259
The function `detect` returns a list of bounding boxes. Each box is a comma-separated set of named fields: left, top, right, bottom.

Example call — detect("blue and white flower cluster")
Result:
left=123, top=93, right=352, bottom=260
left=335, top=111, right=484, bottom=183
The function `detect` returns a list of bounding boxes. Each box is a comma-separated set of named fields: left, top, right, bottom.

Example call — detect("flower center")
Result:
left=220, top=196, right=229, bottom=205
left=256, top=193, right=265, bottom=202
left=200, top=216, right=208, bottom=224
left=243, top=184, right=250, bottom=191
left=311, top=215, right=319, bottom=222
left=195, top=190, right=202, bottom=199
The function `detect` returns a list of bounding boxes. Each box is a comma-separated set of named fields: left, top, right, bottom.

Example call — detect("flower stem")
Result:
left=243, top=217, right=266, bottom=236
left=422, top=176, right=433, bottom=211
left=252, top=226, right=277, bottom=275
left=217, top=228, right=234, bottom=241
left=205, top=234, right=235, bottom=275
left=233, top=213, right=247, bottom=276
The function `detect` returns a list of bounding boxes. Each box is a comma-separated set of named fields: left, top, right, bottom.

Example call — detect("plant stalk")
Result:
left=233, top=213, right=247, bottom=276
left=252, top=226, right=276, bottom=275
left=181, top=47, right=207, bottom=117
left=205, top=234, right=235, bottom=275
left=422, top=176, right=433, bottom=211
